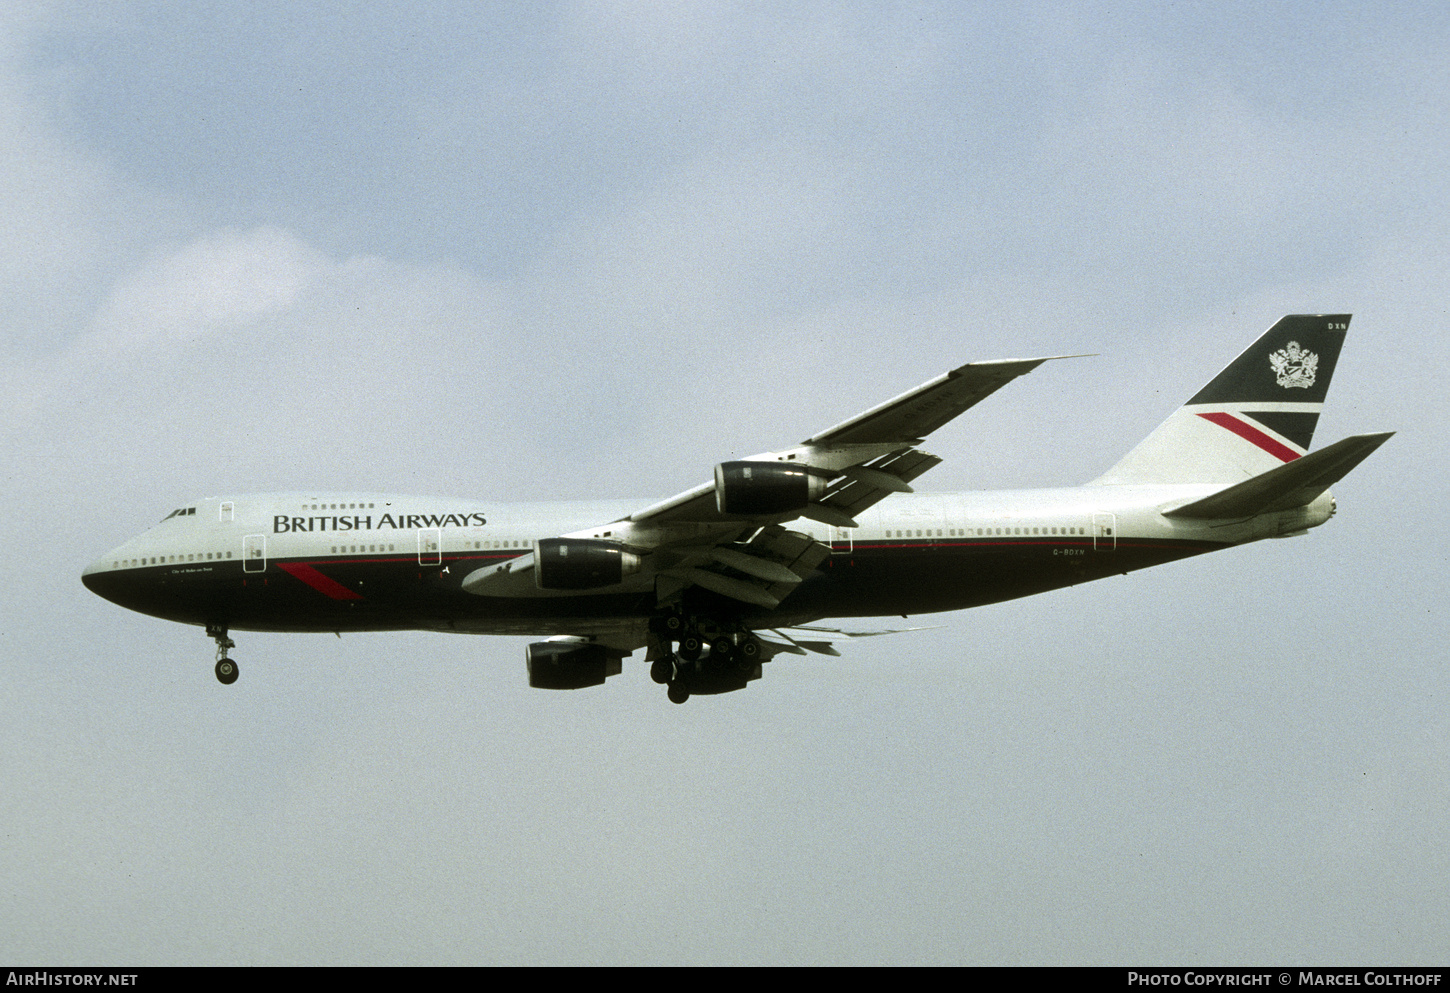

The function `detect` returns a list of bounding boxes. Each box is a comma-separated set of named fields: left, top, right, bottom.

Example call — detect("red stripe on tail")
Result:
left=1196, top=412, right=1301, bottom=463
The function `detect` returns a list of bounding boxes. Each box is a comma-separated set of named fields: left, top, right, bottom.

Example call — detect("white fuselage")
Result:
left=82, top=484, right=1333, bottom=637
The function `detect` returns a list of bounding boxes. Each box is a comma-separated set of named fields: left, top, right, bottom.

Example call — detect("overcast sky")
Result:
left=2, top=1, right=1445, bottom=965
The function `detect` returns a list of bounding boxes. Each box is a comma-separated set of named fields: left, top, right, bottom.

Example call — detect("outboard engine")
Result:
left=714, top=461, right=827, bottom=516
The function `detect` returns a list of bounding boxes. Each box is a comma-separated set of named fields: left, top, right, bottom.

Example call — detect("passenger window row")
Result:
left=327, top=541, right=530, bottom=554
left=115, top=551, right=234, bottom=568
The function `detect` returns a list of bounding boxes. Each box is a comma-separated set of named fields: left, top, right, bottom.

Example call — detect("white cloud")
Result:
left=88, top=227, right=328, bottom=351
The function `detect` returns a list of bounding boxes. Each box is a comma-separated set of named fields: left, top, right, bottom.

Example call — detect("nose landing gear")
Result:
left=208, top=625, right=238, bottom=685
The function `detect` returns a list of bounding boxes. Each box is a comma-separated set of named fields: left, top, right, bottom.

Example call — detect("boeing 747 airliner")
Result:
left=83, top=315, right=1390, bottom=702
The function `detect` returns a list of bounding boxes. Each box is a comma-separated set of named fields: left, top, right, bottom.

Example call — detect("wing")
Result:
left=463, top=355, right=1069, bottom=612
left=621, top=356, right=1070, bottom=527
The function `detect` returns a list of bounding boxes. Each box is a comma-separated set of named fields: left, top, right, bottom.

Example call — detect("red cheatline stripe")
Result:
left=276, top=561, right=364, bottom=600
left=1196, top=411, right=1300, bottom=463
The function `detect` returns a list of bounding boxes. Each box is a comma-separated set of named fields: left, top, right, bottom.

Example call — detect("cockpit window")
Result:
left=160, top=507, right=197, bottom=522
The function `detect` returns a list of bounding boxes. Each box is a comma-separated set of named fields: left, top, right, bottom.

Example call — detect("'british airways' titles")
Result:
left=273, top=512, right=487, bottom=533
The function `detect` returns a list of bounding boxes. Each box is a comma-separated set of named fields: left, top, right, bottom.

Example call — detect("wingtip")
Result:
left=950, top=353, right=1096, bottom=373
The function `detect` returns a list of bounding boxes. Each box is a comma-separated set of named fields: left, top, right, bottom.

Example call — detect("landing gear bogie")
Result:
left=657, top=641, right=764, bottom=703
left=649, top=610, right=766, bottom=703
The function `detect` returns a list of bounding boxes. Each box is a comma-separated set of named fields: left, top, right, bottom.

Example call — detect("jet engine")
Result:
left=526, top=641, right=622, bottom=689
left=534, top=538, right=641, bottom=590
left=714, top=461, right=827, bottom=516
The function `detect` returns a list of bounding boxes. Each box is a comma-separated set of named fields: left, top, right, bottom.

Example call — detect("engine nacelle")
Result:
left=526, top=641, right=623, bottom=689
left=534, top=538, right=641, bottom=590
left=714, top=461, right=827, bottom=516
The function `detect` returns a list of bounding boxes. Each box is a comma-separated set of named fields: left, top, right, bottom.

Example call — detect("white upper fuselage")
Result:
left=84, top=483, right=1332, bottom=588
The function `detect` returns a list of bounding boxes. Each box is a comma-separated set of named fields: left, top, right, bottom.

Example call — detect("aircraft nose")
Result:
left=81, top=552, right=127, bottom=606
left=82, top=546, right=206, bottom=625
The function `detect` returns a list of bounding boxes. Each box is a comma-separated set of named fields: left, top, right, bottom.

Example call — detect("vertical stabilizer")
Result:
left=1092, top=315, right=1350, bottom=485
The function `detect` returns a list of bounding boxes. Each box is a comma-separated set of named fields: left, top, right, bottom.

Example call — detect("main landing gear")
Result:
left=208, top=624, right=238, bottom=685
left=648, top=614, right=762, bottom=704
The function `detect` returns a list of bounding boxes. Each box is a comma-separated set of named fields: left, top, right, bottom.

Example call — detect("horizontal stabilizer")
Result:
left=1163, top=432, right=1393, bottom=519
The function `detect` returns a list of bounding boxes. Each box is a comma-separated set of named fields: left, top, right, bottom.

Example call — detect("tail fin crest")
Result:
left=1093, top=315, right=1350, bottom=485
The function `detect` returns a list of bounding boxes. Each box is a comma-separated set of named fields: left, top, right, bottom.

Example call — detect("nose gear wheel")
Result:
left=207, top=625, right=238, bottom=685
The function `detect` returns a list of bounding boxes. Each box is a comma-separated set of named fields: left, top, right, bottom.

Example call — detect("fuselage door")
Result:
left=830, top=524, right=854, bottom=555
left=418, top=528, right=442, bottom=566
left=1092, top=513, right=1117, bottom=551
left=243, top=533, right=267, bottom=572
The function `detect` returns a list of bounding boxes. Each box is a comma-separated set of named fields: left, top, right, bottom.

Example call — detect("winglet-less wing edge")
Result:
left=804, top=354, right=1090, bottom=446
